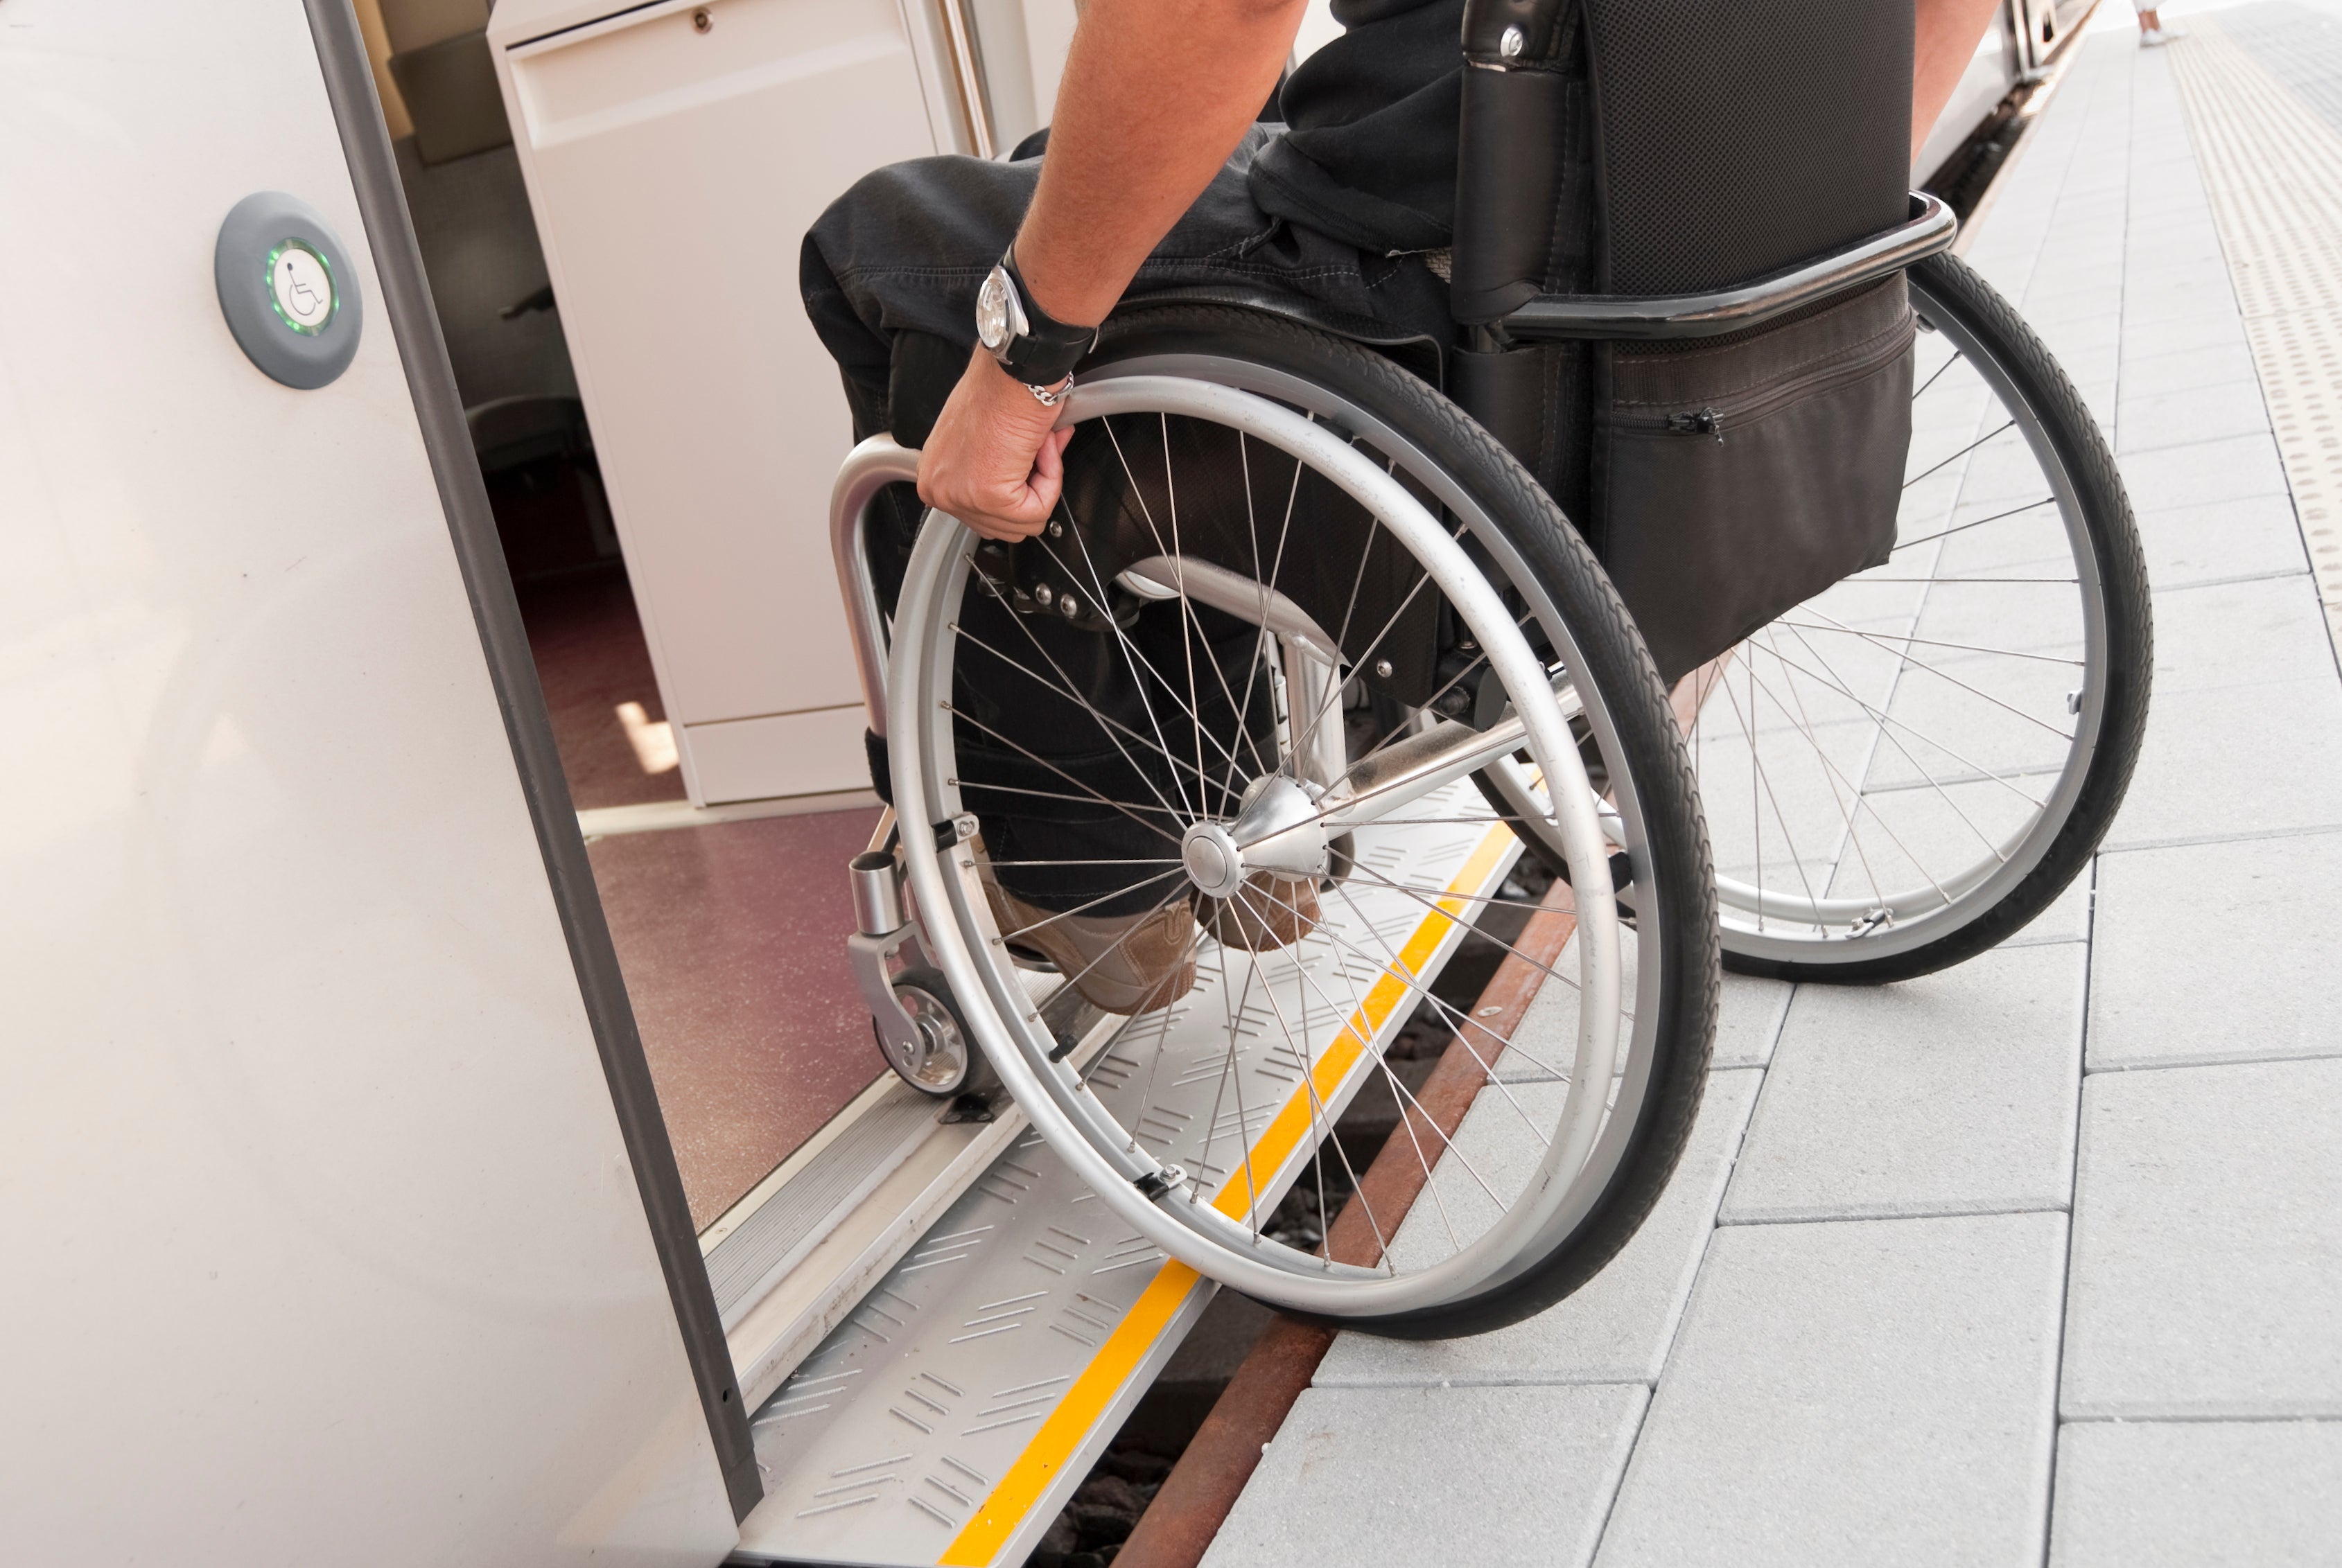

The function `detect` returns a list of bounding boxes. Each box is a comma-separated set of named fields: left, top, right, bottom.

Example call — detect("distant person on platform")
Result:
left=2136, top=3, right=2184, bottom=46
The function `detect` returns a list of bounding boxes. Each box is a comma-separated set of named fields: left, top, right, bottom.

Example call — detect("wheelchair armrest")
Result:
left=1500, top=191, right=1957, bottom=342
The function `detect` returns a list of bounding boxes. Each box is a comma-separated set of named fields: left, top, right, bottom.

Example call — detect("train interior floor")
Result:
left=1205, top=8, right=2342, bottom=1566
left=517, top=567, right=882, bottom=1229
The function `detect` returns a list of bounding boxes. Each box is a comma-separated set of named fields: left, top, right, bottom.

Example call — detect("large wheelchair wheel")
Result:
left=887, top=306, right=1716, bottom=1335
left=1672, top=254, right=2149, bottom=982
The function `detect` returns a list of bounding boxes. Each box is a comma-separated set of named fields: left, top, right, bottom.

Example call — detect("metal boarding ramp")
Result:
left=704, top=785, right=1522, bottom=1565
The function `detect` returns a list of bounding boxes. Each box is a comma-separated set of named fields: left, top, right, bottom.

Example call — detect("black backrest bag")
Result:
left=1456, top=0, right=1919, bottom=685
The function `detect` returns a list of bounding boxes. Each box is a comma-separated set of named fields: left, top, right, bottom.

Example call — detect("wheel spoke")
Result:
left=1338, top=857, right=1618, bottom=1025
left=940, top=702, right=1191, bottom=841
left=1788, top=608, right=2078, bottom=739
left=1306, top=874, right=1578, bottom=1092
left=952, top=617, right=1213, bottom=816
left=1232, top=937, right=1396, bottom=1264
left=1903, top=416, right=2018, bottom=490
left=1910, top=343, right=1967, bottom=402
left=1267, top=906, right=1511, bottom=1224
left=990, top=867, right=1189, bottom=946
left=1889, top=494, right=2059, bottom=554
left=1769, top=616, right=2083, bottom=666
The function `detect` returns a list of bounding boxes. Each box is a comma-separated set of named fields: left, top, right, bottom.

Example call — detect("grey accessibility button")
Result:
left=215, top=191, right=362, bottom=389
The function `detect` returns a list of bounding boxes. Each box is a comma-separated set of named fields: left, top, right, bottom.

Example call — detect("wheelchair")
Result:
left=823, top=0, right=2150, bottom=1337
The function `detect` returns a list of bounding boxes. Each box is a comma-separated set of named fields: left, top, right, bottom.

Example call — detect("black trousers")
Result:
left=798, top=128, right=1453, bottom=912
left=798, top=125, right=1451, bottom=450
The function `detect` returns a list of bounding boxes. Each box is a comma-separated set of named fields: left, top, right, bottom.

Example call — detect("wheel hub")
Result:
left=1181, top=822, right=1245, bottom=898
left=1182, top=775, right=1329, bottom=897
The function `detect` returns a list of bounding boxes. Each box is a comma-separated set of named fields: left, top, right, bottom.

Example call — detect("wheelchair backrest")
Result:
left=1581, top=0, right=1914, bottom=292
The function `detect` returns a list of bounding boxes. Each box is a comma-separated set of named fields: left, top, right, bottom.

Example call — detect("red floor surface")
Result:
left=520, top=566, right=885, bottom=1228
left=518, top=569, right=688, bottom=812
left=587, top=811, right=886, bottom=1228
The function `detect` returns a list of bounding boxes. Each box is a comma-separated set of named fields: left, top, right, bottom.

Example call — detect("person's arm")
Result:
left=917, top=0, right=1309, bottom=541
left=1912, top=0, right=2008, bottom=157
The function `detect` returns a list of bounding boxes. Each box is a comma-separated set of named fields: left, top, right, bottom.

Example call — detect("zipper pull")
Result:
left=1665, top=406, right=1724, bottom=442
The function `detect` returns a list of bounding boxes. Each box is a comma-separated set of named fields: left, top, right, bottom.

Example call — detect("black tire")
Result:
left=1087, top=303, right=1720, bottom=1337
left=1714, top=254, right=2151, bottom=984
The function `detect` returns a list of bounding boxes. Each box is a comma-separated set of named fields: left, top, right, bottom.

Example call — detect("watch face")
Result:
left=977, top=266, right=1013, bottom=351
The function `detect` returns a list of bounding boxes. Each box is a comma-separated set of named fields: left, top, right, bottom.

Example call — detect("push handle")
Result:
left=828, top=435, right=924, bottom=739
left=1460, top=0, right=1572, bottom=64
left=1451, top=0, right=1580, bottom=326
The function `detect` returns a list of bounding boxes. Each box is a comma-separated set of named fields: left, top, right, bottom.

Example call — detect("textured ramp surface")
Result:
left=735, top=791, right=1517, bottom=1567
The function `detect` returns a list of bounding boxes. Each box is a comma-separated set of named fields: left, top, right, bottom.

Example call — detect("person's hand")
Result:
left=917, top=346, right=1077, bottom=542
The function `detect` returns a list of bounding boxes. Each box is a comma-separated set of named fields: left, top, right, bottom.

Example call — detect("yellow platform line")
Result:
left=939, top=819, right=1518, bottom=1566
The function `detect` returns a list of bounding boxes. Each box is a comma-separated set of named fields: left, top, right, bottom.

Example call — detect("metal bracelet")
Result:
left=1026, top=371, right=1076, bottom=407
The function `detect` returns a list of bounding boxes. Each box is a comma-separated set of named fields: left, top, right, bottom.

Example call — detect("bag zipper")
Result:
left=1625, top=312, right=1914, bottom=444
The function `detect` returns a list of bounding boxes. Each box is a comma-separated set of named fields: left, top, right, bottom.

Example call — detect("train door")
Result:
left=0, top=1, right=750, bottom=1560
left=339, top=0, right=1093, bottom=1258
left=336, top=0, right=1102, bottom=1506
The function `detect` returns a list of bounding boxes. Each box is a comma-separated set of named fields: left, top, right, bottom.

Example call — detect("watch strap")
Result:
left=995, top=247, right=1097, bottom=386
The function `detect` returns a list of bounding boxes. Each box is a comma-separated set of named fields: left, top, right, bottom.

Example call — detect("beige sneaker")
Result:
left=1197, top=872, right=1321, bottom=953
left=978, top=856, right=1198, bottom=1016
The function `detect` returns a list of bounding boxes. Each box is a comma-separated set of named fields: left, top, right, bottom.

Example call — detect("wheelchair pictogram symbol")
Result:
left=268, top=243, right=335, bottom=335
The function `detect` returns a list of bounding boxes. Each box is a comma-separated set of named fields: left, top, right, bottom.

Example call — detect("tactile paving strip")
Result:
left=731, top=786, right=1519, bottom=1566
left=2167, top=21, right=2342, bottom=651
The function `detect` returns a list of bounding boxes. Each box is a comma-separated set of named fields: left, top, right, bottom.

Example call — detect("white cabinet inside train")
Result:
left=484, top=0, right=1080, bottom=805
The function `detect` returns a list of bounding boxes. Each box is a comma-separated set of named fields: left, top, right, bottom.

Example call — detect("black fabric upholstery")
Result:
left=1250, top=0, right=1469, bottom=253
left=1582, top=0, right=1914, bottom=293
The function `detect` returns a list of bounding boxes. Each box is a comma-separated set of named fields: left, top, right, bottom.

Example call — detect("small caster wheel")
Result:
left=875, top=967, right=995, bottom=1099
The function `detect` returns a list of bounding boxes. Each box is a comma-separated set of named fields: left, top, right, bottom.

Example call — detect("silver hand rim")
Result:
left=889, top=375, right=1625, bottom=1315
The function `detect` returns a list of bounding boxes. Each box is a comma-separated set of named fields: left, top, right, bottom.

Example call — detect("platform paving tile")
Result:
left=2129, top=159, right=2205, bottom=189
left=1718, top=942, right=2084, bottom=1224
left=2089, top=831, right=2342, bottom=1071
left=1709, top=975, right=1792, bottom=1069
left=2034, top=315, right=2124, bottom=365
left=2105, top=672, right=2342, bottom=849
left=2115, top=378, right=2272, bottom=454
left=2124, top=181, right=2217, bottom=223
left=2121, top=235, right=2232, bottom=283
left=1315, top=1070, right=1760, bottom=1389
left=2131, top=492, right=2307, bottom=588
left=2025, top=240, right=2125, bottom=278
left=2061, top=1057, right=2342, bottom=1420
left=2123, top=273, right=2244, bottom=332
left=1490, top=934, right=1788, bottom=1081
left=2003, top=870, right=2092, bottom=949
left=1215, top=30, right=2342, bottom=1562
left=2144, top=571, right=2335, bottom=694
left=1591, top=1213, right=2066, bottom=1568
left=1493, top=931, right=1633, bottom=1084
left=2116, top=429, right=2289, bottom=511
left=1200, top=1382, right=1648, bottom=1568
left=2047, top=1420, right=2342, bottom=1568
left=2125, top=218, right=2221, bottom=261
left=2020, top=283, right=2124, bottom=331
left=2120, top=308, right=2257, bottom=364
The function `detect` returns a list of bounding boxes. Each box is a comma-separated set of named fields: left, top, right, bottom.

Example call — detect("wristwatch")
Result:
left=976, top=247, right=1098, bottom=404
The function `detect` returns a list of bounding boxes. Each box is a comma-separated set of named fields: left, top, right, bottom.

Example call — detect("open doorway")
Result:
left=355, top=0, right=885, bottom=1228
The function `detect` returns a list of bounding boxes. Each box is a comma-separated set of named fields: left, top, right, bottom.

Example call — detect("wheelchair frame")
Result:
left=825, top=168, right=1955, bottom=1077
